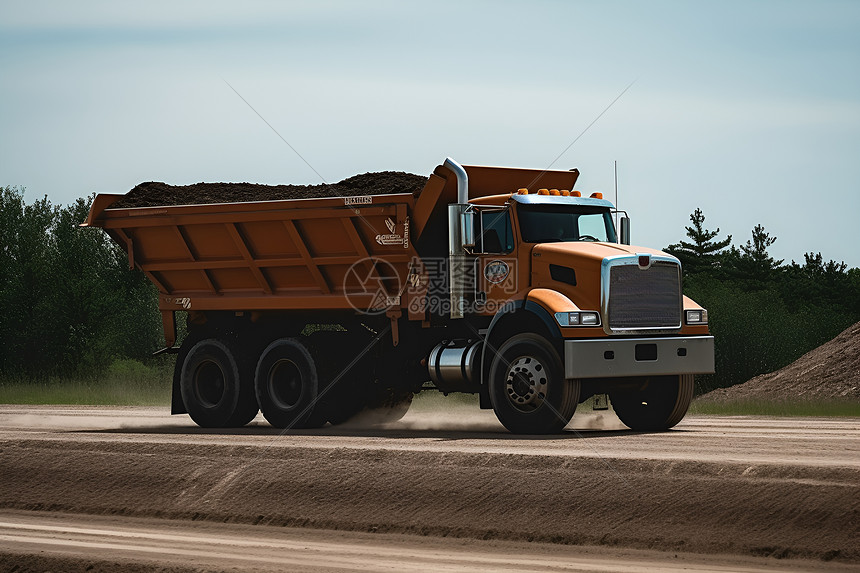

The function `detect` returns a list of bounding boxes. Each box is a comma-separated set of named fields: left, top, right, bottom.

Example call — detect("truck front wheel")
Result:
left=610, top=374, right=694, bottom=431
left=180, top=339, right=245, bottom=428
left=255, top=338, right=323, bottom=429
left=488, top=334, right=579, bottom=434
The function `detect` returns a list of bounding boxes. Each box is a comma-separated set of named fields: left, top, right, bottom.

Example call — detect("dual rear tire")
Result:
left=179, top=334, right=410, bottom=429
left=179, top=336, right=323, bottom=429
left=254, top=338, right=323, bottom=429
left=179, top=338, right=258, bottom=428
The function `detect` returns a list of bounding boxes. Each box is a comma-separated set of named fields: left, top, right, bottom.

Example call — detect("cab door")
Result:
left=474, top=208, right=518, bottom=315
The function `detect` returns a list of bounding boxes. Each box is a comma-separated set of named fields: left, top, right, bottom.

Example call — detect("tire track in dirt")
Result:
left=1, top=436, right=856, bottom=563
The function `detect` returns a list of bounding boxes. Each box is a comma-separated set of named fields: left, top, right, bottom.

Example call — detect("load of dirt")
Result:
left=700, top=321, right=860, bottom=402
left=110, top=171, right=429, bottom=209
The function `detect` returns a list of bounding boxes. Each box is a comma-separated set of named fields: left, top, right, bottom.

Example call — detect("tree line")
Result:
left=1, top=188, right=858, bottom=393
left=666, top=209, right=860, bottom=392
left=0, top=187, right=162, bottom=378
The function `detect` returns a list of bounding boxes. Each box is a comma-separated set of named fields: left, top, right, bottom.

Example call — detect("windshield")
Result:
left=517, top=205, right=617, bottom=243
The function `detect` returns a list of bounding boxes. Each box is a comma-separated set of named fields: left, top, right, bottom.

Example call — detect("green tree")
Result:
left=0, top=189, right=163, bottom=378
left=780, top=252, right=853, bottom=311
left=725, top=224, right=783, bottom=285
left=0, top=188, right=58, bottom=374
left=666, top=211, right=860, bottom=393
left=50, top=197, right=163, bottom=373
left=665, top=208, right=732, bottom=276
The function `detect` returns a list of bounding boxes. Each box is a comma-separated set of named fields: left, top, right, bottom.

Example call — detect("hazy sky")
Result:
left=1, top=0, right=858, bottom=267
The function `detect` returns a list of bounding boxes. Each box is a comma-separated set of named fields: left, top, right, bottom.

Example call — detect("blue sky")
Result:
left=1, top=0, right=858, bottom=267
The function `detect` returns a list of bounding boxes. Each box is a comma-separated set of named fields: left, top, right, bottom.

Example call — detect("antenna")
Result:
left=614, top=160, right=619, bottom=229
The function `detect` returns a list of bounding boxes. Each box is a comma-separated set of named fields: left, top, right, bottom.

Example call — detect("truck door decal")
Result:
left=484, top=260, right=510, bottom=284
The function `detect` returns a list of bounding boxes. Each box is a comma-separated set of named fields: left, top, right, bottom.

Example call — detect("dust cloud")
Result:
left=340, top=393, right=627, bottom=433
left=342, top=400, right=505, bottom=432
left=0, top=406, right=186, bottom=432
left=567, top=410, right=627, bottom=432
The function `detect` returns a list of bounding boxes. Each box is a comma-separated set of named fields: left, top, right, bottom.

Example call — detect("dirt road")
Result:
left=0, top=404, right=857, bottom=571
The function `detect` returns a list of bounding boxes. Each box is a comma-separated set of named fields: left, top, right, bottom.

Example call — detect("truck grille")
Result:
left=605, top=259, right=681, bottom=331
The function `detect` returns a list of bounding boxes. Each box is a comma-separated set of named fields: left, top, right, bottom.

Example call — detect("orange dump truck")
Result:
left=84, top=158, right=714, bottom=434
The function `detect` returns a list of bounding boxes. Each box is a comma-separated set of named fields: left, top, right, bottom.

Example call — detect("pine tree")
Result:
left=725, top=224, right=783, bottom=284
left=665, top=208, right=732, bottom=275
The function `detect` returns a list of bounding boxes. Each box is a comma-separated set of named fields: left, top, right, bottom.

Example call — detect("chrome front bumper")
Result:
left=564, top=336, right=715, bottom=379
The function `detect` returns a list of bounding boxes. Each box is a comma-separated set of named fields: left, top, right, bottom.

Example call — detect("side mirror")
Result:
left=620, top=217, right=630, bottom=245
left=461, top=210, right=476, bottom=249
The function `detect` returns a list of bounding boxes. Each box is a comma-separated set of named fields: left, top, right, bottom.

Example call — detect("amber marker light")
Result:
left=517, top=188, right=529, bottom=195
left=590, top=192, right=603, bottom=199
left=561, top=189, right=570, bottom=196
left=538, top=188, right=550, bottom=195
left=549, top=189, right=560, bottom=196
left=571, top=191, right=582, bottom=197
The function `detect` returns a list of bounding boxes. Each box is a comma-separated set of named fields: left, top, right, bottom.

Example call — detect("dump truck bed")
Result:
left=84, top=193, right=420, bottom=314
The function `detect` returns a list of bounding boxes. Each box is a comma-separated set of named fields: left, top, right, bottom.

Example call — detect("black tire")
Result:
left=610, top=374, right=694, bottom=431
left=224, top=354, right=260, bottom=428
left=306, top=330, right=373, bottom=426
left=255, top=338, right=321, bottom=429
left=180, top=339, right=244, bottom=428
left=488, top=333, right=579, bottom=434
left=368, top=392, right=412, bottom=424
left=321, top=388, right=368, bottom=425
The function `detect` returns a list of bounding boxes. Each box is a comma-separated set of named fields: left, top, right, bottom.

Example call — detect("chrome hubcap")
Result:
left=505, top=356, right=548, bottom=412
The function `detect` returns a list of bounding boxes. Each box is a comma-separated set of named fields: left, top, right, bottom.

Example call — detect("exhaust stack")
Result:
left=444, top=157, right=469, bottom=319
left=444, top=157, right=469, bottom=204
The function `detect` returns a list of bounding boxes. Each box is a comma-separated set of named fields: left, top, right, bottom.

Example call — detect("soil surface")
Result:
left=700, top=321, right=860, bottom=402
left=110, top=171, right=429, bottom=209
left=0, top=405, right=857, bottom=571
left=2, top=511, right=851, bottom=573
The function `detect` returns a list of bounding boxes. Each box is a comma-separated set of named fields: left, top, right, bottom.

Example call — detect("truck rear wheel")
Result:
left=364, top=391, right=413, bottom=424
left=255, top=338, right=322, bottom=429
left=320, top=382, right=413, bottom=426
left=180, top=339, right=246, bottom=428
left=225, top=356, right=261, bottom=428
left=610, top=374, right=694, bottom=431
left=488, top=333, right=579, bottom=434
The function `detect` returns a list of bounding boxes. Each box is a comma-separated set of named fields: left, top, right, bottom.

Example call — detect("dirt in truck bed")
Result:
left=110, top=171, right=429, bottom=208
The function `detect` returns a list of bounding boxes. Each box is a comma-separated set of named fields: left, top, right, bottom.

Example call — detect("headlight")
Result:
left=685, top=309, right=708, bottom=324
left=555, top=311, right=601, bottom=327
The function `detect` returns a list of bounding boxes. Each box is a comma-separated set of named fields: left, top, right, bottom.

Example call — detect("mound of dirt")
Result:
left=110, top=171, right=429, bottom=209
left=701, top=321, right=860, bottom=402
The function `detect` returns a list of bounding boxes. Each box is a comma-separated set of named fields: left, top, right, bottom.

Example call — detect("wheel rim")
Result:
left=194, top=360, right=226, bottom=408
left=268, top=359, right=303, bottom=410
left=504, top=355, right=548, bottom=412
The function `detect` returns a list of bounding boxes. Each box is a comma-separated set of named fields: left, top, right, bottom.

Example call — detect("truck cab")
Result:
left=426, top=159, right=714, bottom=433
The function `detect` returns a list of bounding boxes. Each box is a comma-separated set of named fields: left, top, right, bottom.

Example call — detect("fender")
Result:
left=478, top=290, right=571, bottom=407
left=525, top=288, right=582, bottom=316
